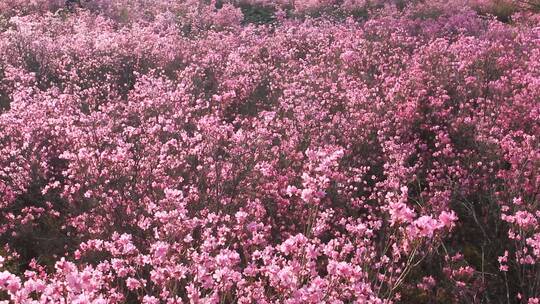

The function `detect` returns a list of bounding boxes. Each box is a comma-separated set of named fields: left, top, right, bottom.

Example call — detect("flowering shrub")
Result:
left=0, top=0, right=539, bottom=303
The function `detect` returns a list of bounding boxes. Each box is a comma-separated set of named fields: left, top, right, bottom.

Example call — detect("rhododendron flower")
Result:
left=126, top=278, right=141, bottom=291
left=413, top=216, right=439, bottom=238
left=438, top=210, right=458, bottom=229
left=0, top=0, right=539, bottom=303
left=498, top=251, right=509, bottom=272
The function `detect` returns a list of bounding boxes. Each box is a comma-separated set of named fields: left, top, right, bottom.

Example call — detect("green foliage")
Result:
left=239, top=3, right=277, bottom=25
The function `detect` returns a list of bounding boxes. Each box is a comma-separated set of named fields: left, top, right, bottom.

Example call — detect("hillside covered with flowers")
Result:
left=0, top=0, right=539, bottom=303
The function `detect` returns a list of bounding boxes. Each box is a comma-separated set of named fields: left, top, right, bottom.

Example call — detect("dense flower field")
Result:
left=0, top=0, right=539, bottom=303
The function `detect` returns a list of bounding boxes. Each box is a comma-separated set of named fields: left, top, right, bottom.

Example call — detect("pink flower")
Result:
left=142, top=295, right=160, bottom=304
left=413, top=216, right=439, bottom=238
left=438, top=211, right=458, bottom=229
left=126, top=278, right=141, bottom=291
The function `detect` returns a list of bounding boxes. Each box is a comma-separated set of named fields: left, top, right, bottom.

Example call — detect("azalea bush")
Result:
left=0, top=0, right=539, bottom=303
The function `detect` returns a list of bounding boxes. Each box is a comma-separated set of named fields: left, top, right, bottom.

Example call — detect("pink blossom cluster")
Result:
left=0, top=0, right=539, bottom=303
